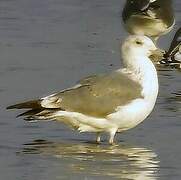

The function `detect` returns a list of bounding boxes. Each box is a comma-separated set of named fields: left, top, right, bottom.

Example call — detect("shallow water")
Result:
left=0, top=0, right=181, bottom=180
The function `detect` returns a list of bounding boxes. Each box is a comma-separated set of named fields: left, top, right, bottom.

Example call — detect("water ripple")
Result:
left=19, top=140, right=160, bottom=180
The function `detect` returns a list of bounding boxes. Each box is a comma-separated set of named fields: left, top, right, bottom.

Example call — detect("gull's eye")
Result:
left=135, top=40, right=143, bottom=45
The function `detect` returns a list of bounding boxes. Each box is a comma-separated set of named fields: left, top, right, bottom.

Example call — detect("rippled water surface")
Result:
left=0, top=0, right=181, bottom=180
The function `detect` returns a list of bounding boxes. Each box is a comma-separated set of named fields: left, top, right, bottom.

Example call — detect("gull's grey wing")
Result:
left=41, top=71, right=143, bottom=118
left=148, top=0, right=174, bottom=27
left=122, top=0, right=149, bottom=21
left=122, top=0, right=174, bottom=37
left=123, top=0, right=174, bottom=24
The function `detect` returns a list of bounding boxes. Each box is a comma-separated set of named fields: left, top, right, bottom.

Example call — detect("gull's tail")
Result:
left=7, top=100, right=58, bottom=121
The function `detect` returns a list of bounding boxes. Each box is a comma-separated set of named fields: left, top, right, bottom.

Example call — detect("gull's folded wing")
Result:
left=41, top=71, right=143, bottom=117
left=7, top=71, right=142, bottom=119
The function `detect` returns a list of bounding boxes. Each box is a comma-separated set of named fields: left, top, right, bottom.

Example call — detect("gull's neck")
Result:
left=122, top=53, right=159, bottom=102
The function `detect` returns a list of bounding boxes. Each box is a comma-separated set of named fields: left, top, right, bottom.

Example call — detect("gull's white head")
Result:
left=121, top=35, right=157, bottom=57
left=121, top=35, right=160, bottom=68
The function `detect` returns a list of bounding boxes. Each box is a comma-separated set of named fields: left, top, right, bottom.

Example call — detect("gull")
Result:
left=7, top=35, right=162, bottom=144
left=122, top=0, right=175, bottom=42
left=159, top=27, right=181, bottom=68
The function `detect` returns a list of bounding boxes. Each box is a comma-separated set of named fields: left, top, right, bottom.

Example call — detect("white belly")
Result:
left=107, top=98, right=156, bottom=131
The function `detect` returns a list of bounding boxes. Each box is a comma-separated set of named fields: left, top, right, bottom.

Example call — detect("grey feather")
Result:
left=41, top=71, right=143, bottom=117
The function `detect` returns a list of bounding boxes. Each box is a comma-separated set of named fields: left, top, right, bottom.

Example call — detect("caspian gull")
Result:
left=7, top=35, right=161, bottom=144
left=122, top=0, right=175, bottom=42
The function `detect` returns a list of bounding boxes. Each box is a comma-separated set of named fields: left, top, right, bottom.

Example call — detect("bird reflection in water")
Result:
left=21, top=140, right=159, bottom=180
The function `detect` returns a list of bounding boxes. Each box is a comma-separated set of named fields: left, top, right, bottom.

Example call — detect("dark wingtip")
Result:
left=6, top=100, right=41, bottom=110
left=6, top=105, right=16, bottom=110
left=16, top=109, right=43, bottom=118
left=6, top=104, right=26, bottom=110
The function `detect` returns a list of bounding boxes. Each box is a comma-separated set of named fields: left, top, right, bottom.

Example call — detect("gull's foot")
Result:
left=108, top=128, right=117, bottom=145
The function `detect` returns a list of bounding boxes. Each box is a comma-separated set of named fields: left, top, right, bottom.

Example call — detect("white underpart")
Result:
left=52, top=36, right=159, bottom=141
left=108, top=57, right=158, bottom=131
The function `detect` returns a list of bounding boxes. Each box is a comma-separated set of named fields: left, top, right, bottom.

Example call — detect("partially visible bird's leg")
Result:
left=96, top=132, right=101, bottom=143
left=108, top=128, right=117, bottom=145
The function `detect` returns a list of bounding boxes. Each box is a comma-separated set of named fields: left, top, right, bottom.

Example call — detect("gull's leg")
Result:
left=109, top=128, right=117, bottom=145
left=96, top=133, right=101, bottom=143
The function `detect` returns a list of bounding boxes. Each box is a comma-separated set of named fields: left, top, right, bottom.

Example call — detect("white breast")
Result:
left=107, top=57, right=159, bottom=131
